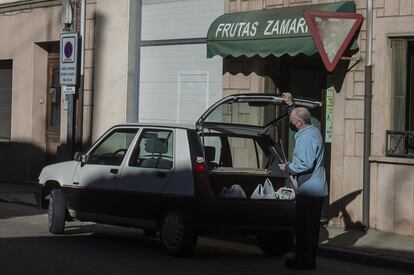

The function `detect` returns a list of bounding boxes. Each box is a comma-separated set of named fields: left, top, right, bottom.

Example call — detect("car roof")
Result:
left=111, top=122, right=197, bottom=131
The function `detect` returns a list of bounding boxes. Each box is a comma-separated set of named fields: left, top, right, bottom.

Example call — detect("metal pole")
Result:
left=135, top=0, right=142, bottom=122
left=66, top=0, right=77, bottom=159
left=363, top=0, right=373, bottom=228
left=76, top=0, right=86, bottom=151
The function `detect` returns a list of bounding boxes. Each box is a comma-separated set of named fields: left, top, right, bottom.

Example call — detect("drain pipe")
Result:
left=76, top=0, right=86, bottom=151
left=363, top=0, right=373, bottom=228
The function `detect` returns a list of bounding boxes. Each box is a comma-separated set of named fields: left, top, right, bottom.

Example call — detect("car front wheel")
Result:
left=48, top=189, right=66, bottom=234
left=160, top=209, right=198, bottom=256
left=257, top=230, right=294, bottom=256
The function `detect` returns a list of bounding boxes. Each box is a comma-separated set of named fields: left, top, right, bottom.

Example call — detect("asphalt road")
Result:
left=0, top=200, right=411, bottom=275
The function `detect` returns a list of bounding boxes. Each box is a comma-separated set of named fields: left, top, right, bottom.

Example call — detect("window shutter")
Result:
left=0, top=68, right=12, bottom=140
left=390, top=39, right=408, bottom=131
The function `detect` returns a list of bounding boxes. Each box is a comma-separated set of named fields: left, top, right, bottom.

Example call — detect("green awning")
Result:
left=207, top=1, right=356, bottom=58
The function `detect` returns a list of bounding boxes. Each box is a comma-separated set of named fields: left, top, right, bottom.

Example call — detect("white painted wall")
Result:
left=139, top=44, right=222, bottom=123
left=139, top=0, right=224, bottom=124
left=142, top=0, right=223, bottom=40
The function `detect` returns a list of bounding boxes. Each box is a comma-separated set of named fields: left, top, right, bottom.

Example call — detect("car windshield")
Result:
left=204, top=101, right=283, bottom=128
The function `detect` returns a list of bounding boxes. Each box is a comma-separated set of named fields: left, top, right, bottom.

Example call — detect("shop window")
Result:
left=0, top=60, right=12, bottom=141
left=387, top=39, right=414, bottom=157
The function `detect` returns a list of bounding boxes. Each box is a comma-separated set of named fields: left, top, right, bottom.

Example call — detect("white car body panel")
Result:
left=38, top=161, right=79, bottom=186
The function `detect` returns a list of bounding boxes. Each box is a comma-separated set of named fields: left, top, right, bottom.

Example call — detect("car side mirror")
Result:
left=74, top=151, right=81, bottom=161
left=74, top=152, right=87, bottom=166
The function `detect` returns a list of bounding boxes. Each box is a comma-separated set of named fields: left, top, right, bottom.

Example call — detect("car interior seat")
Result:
left=204, top=146, right=218, bottom=170
left=141, top=137, right=172, bottom=169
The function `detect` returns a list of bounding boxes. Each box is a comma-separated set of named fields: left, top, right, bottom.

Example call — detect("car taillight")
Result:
left=193, top=163, right=207, bottom=172
left=192, top=160, right=211, bottom=197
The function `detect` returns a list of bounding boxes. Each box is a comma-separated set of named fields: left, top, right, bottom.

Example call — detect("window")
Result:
left=87, top=128, right=138, bottom=166
left=203, top=135, right=268, bottom=169
left=0, top=60, right=12, bottom=141
left=129, top=129, right=173, bottom=169
left=387, top=39, right=414, bottom=157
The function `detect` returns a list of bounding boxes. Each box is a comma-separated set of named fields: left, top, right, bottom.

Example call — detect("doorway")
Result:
left=46, top=56, right=61, bottom=164
left=265, top=54, right=331, bottom=219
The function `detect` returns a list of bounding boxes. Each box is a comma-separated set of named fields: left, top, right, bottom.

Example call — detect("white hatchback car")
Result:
left=38, top=94, right=320, bottom=256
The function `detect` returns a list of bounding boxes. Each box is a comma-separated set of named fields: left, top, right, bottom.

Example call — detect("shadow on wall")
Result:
left=320, top=190, right=366, bottom=246
left=0, top=141, right=76, bottom=184
left=90, top=9, right=106, bottom=141
left=0, top=142, right=47, bottom=183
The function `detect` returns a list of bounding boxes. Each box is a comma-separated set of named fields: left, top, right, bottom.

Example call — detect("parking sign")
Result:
left=60, top=32, right=78, bottom=86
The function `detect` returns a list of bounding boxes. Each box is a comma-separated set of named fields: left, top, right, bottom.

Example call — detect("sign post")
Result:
left=304, top=10, right=363, bottom=72
left=60, top=32, right=79, bottom=158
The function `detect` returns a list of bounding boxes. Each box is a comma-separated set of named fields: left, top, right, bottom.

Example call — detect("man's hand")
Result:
left=282, top=92, right=293, bottom=106
left=278, top=163, right=287, bottom=173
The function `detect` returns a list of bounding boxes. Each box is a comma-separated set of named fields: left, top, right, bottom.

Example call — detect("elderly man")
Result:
left=278, top=93, right=328, bottom=270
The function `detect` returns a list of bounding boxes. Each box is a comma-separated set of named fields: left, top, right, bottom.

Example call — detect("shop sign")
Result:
left=304, top=10, right=363, bottom=72
left=206, top=2, right=357, bottom=58
left=60, top=32, right=79, bottom=86
left=325, top=86, right=334, bottom=143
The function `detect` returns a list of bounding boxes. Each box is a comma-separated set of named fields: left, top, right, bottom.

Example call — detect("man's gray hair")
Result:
left=294, top=107, right=311, bottom=124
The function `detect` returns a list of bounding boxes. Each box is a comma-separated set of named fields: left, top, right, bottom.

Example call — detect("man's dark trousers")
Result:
left=295, top=195, right=325, bottom=267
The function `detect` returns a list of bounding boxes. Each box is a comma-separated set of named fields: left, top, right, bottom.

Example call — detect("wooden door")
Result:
left=46, top=57, right=61, bottom=164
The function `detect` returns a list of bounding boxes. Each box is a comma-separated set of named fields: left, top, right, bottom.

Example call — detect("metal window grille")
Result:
left=385, top=130, right=414, bottom=158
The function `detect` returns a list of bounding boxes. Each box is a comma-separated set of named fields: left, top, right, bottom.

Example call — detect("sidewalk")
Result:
left=1, top=180, right=414, bottom=271
left=319, top=226, right=414, bottom=272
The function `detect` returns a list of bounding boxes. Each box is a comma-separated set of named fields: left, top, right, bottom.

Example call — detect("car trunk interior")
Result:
left=208, top=168, right=287, bottom=199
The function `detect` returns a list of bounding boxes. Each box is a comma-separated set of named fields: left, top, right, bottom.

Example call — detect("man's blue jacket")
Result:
left=288, top=125, right=328, bottom=197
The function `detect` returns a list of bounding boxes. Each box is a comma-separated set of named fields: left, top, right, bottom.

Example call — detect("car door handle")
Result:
left=157, top=172, right=167, bottom=178
left=110, top=168, right=119, bottom=175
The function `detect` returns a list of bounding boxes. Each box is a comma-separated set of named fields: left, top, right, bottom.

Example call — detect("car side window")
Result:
left=129, top=129, right=173, bottom=169
left=87, top=128, right=138, bottom=166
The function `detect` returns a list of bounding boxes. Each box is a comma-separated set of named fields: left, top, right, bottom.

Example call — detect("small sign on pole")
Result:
left=63, top=86, right=76, bottom=95
left=325, top=86, right=334, bottom=143
left=60, top=32, right=79, bottom=86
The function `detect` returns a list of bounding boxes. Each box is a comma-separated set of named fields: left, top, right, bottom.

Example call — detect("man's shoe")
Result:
left=285, top=256, right=315, bottom=270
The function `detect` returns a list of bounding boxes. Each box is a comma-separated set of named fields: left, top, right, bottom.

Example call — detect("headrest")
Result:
left=145, top=138, right=168, bottom=154
left=204, top=146, right=216, bottom=162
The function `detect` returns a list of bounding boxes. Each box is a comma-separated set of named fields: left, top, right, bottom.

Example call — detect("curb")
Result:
left=319, top=245, right=414, bottom=273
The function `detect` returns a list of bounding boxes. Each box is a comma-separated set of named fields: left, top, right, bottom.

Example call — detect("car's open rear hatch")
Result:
left=196, top=93, right=321, bottom=136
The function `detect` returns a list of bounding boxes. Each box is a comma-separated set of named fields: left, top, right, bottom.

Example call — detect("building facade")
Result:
left=220, top=0, right=414, bottom=237
left=0, top=0, right=413, bottom=237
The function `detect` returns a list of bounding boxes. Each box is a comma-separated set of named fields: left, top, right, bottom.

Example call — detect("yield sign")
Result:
left=304, top=10, right=364, bottom=72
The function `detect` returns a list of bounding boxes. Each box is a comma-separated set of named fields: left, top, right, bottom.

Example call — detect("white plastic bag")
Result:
left=262, top=178, right=276, bottom=199
left=227, top=184, right=247, bottom=198
left=251, top=179, right=278, bottom=200
left=250, top=184, right=264, bottom=199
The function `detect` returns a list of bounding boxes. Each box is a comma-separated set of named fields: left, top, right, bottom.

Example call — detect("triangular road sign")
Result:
left=304, top=10, right=364, bottom=72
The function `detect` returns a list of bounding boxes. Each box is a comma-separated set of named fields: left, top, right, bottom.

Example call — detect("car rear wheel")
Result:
left=257, top=230, right=294, bottom=256
left=48, top=189, right=66, bottom=234
left=160, top=209, right=198, bottom=256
